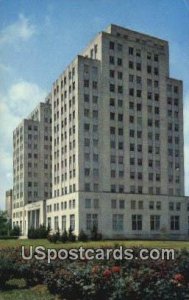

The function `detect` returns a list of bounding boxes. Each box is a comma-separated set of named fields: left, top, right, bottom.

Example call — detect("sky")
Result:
left=0, top=0, right=189, bottom=209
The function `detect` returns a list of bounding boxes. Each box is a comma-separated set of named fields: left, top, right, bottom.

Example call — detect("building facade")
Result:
left=12, top=24, right=189, bottom=238
left=5, top=189, right=13, bottom=221
left=12, top=96, right=52, bottom=234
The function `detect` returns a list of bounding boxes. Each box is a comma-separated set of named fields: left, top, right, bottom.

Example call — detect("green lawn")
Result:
left=0, top=280, right=56, bottom=300
left=0, top=239, right=189, bottom=250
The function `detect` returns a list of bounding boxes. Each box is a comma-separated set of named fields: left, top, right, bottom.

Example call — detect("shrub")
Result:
left=47, top=233, right=59, bottom=243
left=61, top=229, right=68, bottom=243
left=10, top=225, right=20, bottom=237
left=0, top=236, right=18, bottom=240
left=68, top=227, right=76, bottom=242
left=78, top=229, right=88, bottom=242
left=28, top=225, right=49, bottom=239
left=91, top=225, right=102, bottom=241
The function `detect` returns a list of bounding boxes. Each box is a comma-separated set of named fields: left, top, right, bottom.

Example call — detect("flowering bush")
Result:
left=0, top=247, right=189, bottom=299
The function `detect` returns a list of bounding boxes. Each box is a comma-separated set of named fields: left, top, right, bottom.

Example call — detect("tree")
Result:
left=0, top=211, right=9, bottom=236
left=68, top=226, right=76, bottom=242
left=91, top=224, right=102, bottom=241
left=10, top=225, right=20, bottom=236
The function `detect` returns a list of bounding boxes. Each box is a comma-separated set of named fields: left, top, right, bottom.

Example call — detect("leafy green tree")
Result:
left=0, top=211, right=9, bottom=236
left=68, top=226, right=76, bottom=242
left=10, top=225, right=20, bottom=236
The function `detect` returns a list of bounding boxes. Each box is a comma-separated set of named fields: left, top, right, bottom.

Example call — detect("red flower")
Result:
left=103, top=269, right=112, bottom=278
left=173, top=274, right=184, bottom=282
left=111, top=266, right=121, bottom=273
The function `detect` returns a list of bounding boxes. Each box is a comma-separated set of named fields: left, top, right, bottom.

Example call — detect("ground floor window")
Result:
left=170, top=215, right=180, bottom=230
left=54, top=216, right=59, bottom=230
left=47, top=217, right=51, bottom=229
left=132, top=215, right=142, bottom=230
left=150, top=215, right=160, bottom=230
left=112, top=214, right=124, bottom=231
left=62, top=215, right=66, bottom=231
left=70, top=214, right=75, bottom=230
left=86, top=214, right=98, bottom=230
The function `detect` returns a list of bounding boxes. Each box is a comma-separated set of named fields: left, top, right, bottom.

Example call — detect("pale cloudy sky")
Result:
left=0, top=0, right=189, bottom=209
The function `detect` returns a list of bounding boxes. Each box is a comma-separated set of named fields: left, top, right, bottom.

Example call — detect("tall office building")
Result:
left=12, top=96, right=52, bottom=234
left=5, top=189, right=13, bottom=221
left=12, top=24, right=188, bottom=238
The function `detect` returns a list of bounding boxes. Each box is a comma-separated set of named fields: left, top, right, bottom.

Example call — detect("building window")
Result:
left=170, top=216, right=180, bottom=230
left=62, top=216, right=66, bottom=231
left=129, top=61, right=134, bottom=69
left=117, top=43, right=122, bottom=51
left=129, top=74, right=134, bottom=82
left=154, top=54, right=159, bottom=62
left=149, top=201, right=154, bottom=210
left=94, top=198, right=99, bottom=209
left=110, top=70, right=115, bottom=78
left=84, top=80, right=89, bottom=87
left=118, top=71, right=122, bottom=79
left=92, top=81, right=98, bottom=89
left=131, top=200, right=136, bottom=209
left=85, top=183, right=90, bottom=191
left=111, top=185, right=116, bottom=193
left=112, top=214, right=124, bottom=231
left=110, top=98, right=115, bottom=106
left=118, top=86, right=123, bottom=94
left=176, top=202, right=181, bottom=211
left=86, top=214, right=98, bottom=230
left=147, top=65, right=152, bottom=74
left=85, top=198, right=91, bottom=209
left=111, top=199, right=117, bottom=209
left=118, top=99, right=123, bottom=107
left=54, top=216, right=59, bottom=231
left=117, top=58, right=122, bottom=66
left=119, top=200, right=125, bottom=209
left=129, top=88, right=134, bottom=96
left=136, top=63, right=141, bottom=71
left=109, top=56, right=115, bottom=64
left=132, top=215, right=142, bottom=230
left=169, top=202, right=174, bottom=211
left=150, top=215, right=160, bottom=230
left=84, top=94, right=89, bottom=102
left=110, top=84, right=115, bottom=92
left=138, top=201, right=143, bottom=209
left=111, top=169, right=116, bottom=177
left=129, top=47, right=134, bottom=55
left=70, top=214, right=75, bottom=230
left=47, top=217, right=51, bottom=229
left=109, top=41, right=115, bottom=50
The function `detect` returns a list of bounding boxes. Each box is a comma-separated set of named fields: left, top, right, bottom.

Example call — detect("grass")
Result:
left=0, top=239, right=189, bottom=250
left=0, top=279, right=56, bottom=300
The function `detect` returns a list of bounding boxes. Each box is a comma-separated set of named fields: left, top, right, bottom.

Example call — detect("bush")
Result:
left=68, top=227, right=76, bottom=242
left=61, top=229, right=68, bottom=243
left=47, top=233, right=59, bottom=243
left=91, top=225, right=102, bottom=241
left=10, top=225, right=20, bottom=237
left=28, top=225, right=49, bottom=239
left=0, top=236, right=18, bottom=240
left=78, top=229, right=88, bottom=242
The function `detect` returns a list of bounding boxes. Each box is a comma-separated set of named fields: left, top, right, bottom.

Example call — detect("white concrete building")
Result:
left=5, top=189, right=13, bottom=221
left=12, top=24, right=189, bottom=239
left=12, top=96, right=52, bottom=234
